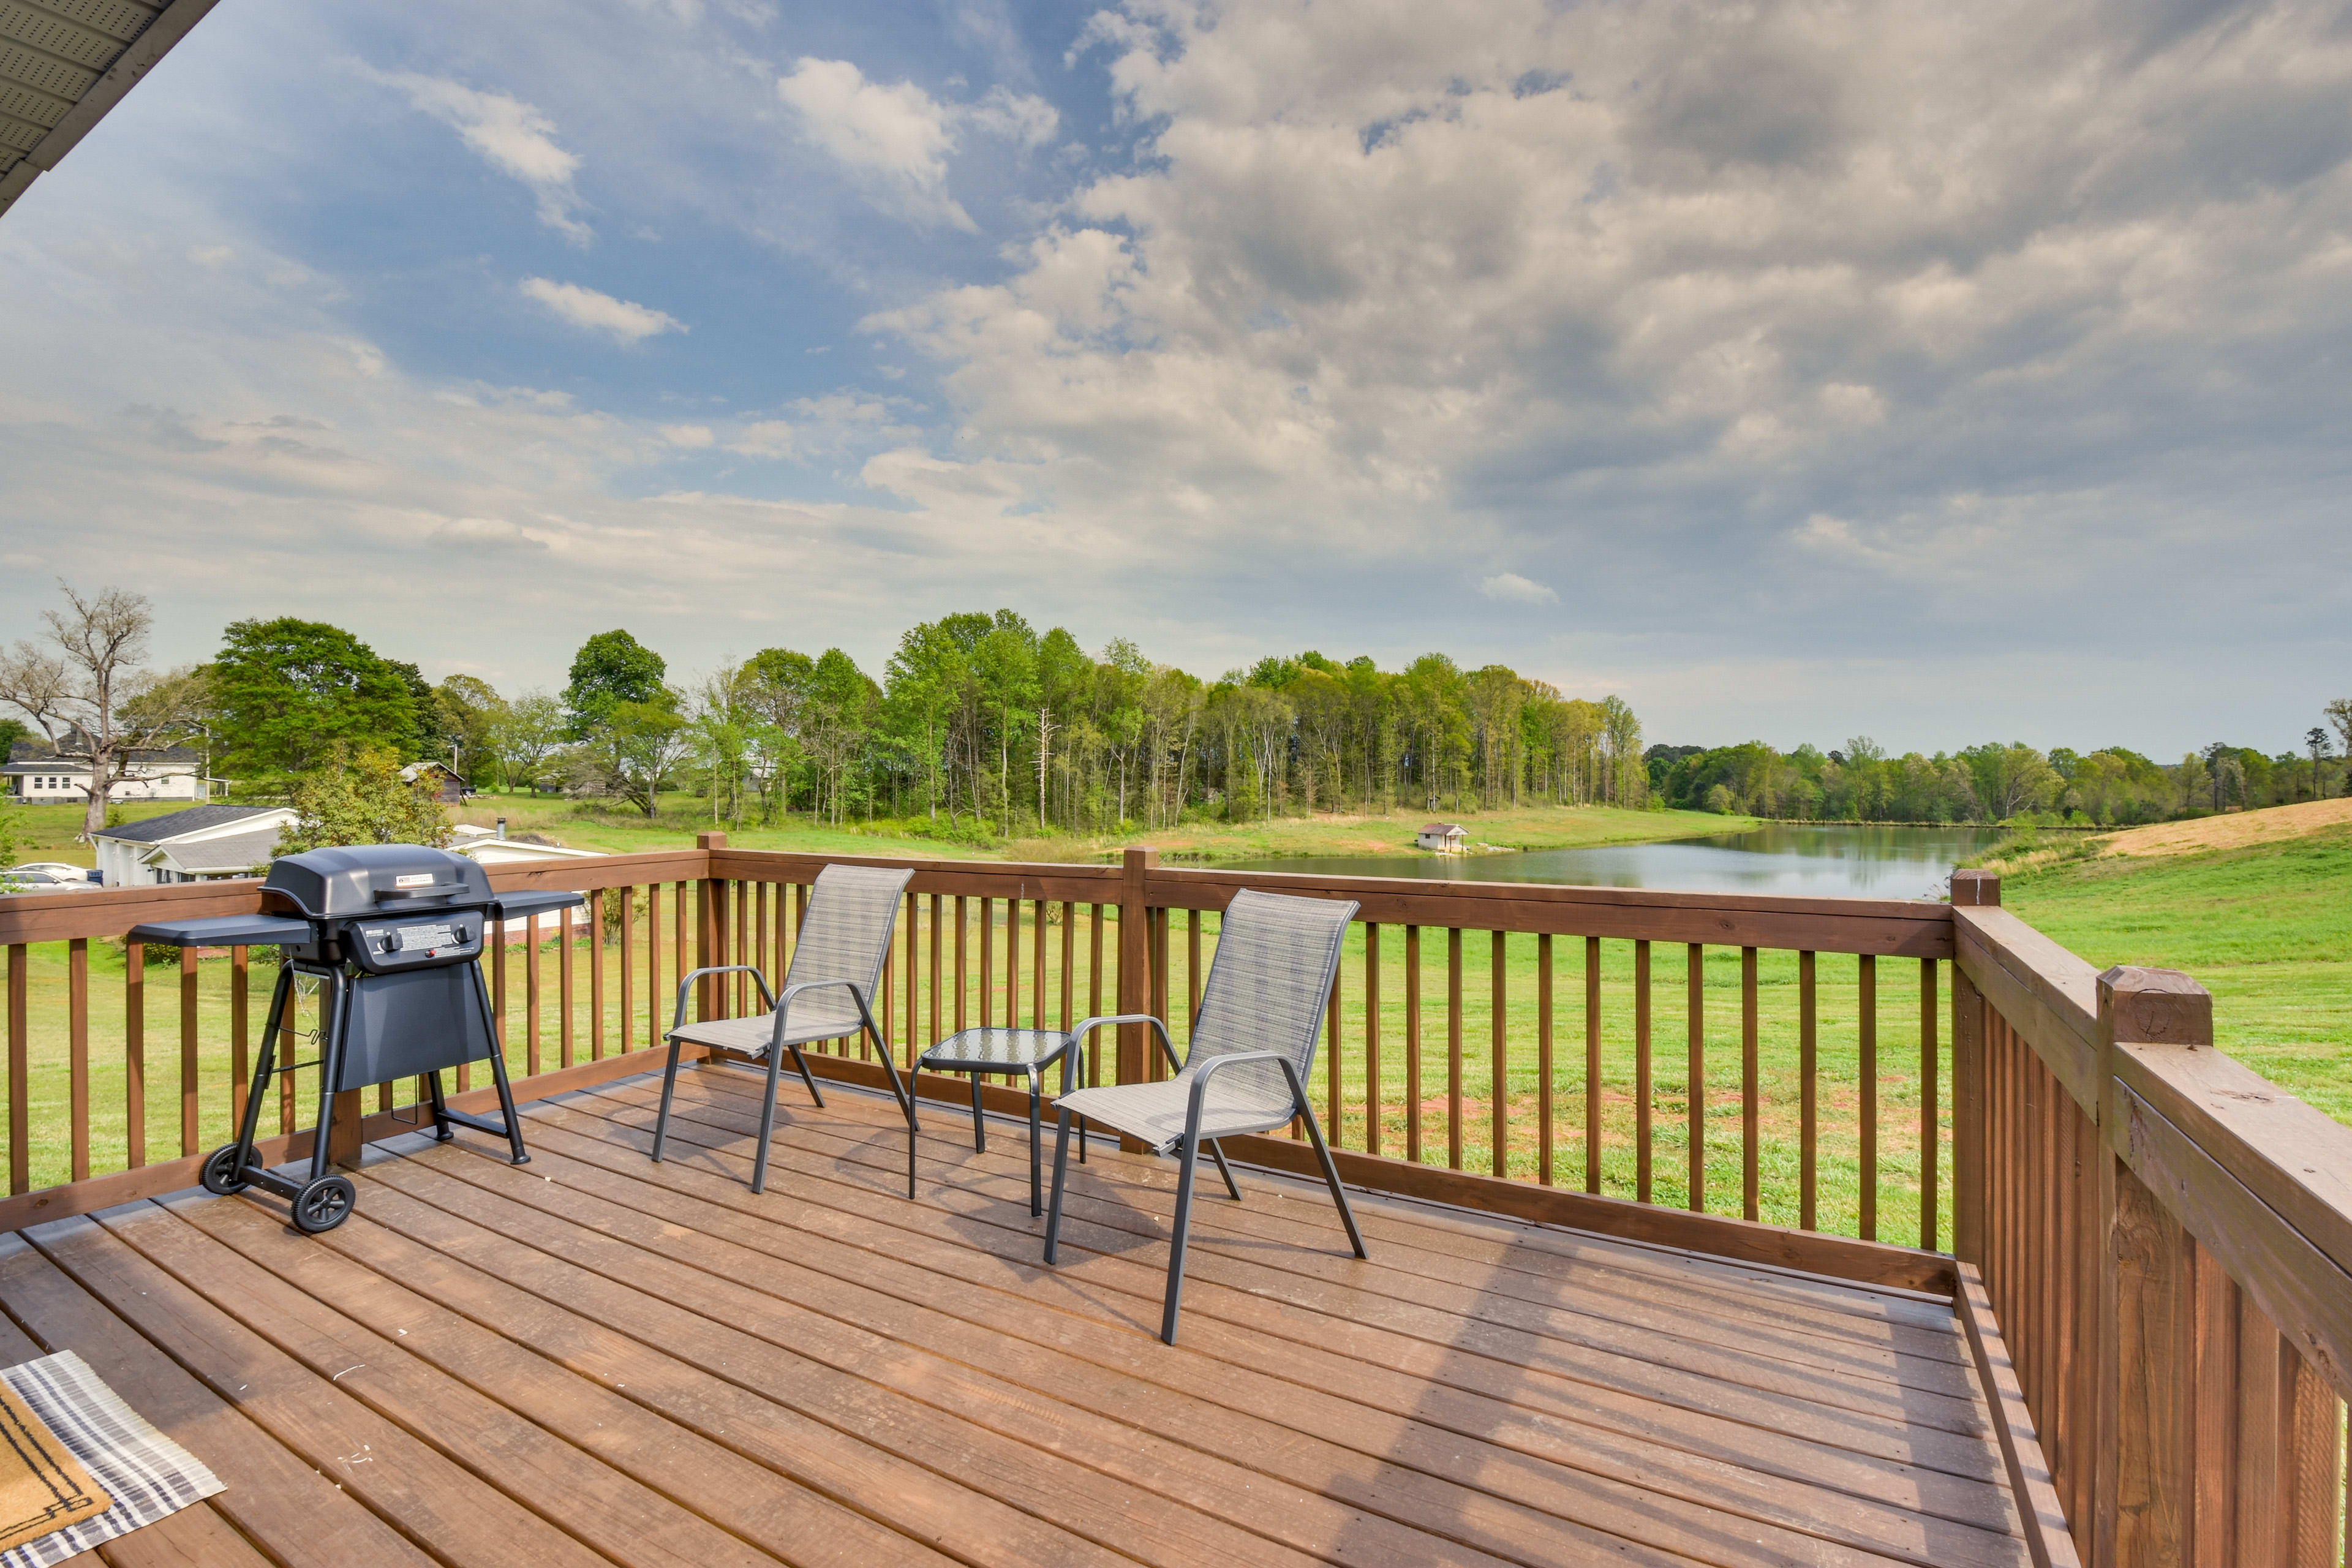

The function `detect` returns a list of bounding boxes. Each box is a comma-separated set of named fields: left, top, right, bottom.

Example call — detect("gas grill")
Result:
left=128, top=843, right=581, bottom=1232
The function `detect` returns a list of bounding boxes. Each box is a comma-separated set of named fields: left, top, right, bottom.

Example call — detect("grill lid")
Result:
left=262, top=843, right=494, bottom=920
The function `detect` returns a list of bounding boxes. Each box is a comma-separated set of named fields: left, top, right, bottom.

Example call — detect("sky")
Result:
left=2, top=0, right=2347, bottom=756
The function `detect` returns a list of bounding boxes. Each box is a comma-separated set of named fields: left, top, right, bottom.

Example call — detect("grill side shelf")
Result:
left=125, top=913, right=318, bottom=948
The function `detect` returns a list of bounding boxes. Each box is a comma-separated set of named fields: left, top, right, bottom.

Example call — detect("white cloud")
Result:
left=360, top=66, right=592, bottom=243
left=521, top=278, right=685, bottom=342
left=775, top=58, right=1057, bottom=230
left=660, top=423, right=715, bottom=447
left=1479, top=572, right=1558, bottom=606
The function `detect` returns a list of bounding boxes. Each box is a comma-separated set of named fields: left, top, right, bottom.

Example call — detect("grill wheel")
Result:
left=293, top=1174, right=356, bottom=1234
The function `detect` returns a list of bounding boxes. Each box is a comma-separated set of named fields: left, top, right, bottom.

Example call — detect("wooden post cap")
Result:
left=1122, top=846, right=1159, bottom=870
left=2097, top=965, right=2213, bottom=1047
left=1950, top=870, right=2000, bottom=906
left=696, top=831, right=727, bottom=850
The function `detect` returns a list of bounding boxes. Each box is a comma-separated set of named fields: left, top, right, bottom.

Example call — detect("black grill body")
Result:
left=129, top=843, right=582, bottom=1232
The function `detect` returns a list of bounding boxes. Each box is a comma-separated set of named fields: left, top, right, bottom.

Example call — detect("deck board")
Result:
left=2, top=1064, right=2040, bottom=1568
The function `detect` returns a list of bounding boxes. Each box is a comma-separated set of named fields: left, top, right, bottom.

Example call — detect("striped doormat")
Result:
left=0, top=1352, right=223, bottom=1567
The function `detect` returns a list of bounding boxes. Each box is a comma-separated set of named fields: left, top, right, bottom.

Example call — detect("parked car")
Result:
left=1, top=867, right=96, bottom=894
left=14, top=862, right=96, bottom=882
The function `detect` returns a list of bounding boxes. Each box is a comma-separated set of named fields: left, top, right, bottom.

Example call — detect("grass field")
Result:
left=1998, top=821, right=2352, bottom=1123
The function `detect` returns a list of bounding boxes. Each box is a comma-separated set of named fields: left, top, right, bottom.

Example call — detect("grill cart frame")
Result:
left=128, top=844, right=581, bottom=1232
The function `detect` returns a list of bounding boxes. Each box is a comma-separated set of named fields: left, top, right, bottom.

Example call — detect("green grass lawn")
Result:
left=2000, top=825, right=2352, bottom=1123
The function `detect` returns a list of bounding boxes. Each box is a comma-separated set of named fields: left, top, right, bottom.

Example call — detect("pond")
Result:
left=1223, top=823, right=1996, bottom=900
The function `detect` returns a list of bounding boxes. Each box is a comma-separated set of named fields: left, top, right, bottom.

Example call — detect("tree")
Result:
left=212, top=617, right=418, bottom=783
left=570, top=695, right=690, bottom=816
left=563, top=630, right=667, bottom=737
left=434, top=675, right=503, bottom=784
left=491, top=691, right=567, bottom=794
left=2307, top=728, right=2332, bottom=801
left=0, top=582, right=211, bottom=835
left=2328, top=701, right=2352, bottom=796
left=274, top=745, right=451, bottom=856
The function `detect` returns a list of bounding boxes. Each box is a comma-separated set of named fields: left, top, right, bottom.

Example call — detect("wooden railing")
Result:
left=3, top=837, right=2347, bottom=1564
left=1951, top=870, right=2351, bottom=1567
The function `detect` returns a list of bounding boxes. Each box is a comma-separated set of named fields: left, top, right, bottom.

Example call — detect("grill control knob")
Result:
left=380, top=932, right=398, bottom=954
left=456, top=924, right=470, bottom=943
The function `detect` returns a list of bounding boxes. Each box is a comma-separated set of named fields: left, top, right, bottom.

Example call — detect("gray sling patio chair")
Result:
left=653, top=863, right=916, bottom=1194
left=1041, top=887, right=1368, bottom=1344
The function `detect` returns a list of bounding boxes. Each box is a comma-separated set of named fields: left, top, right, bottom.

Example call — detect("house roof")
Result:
left=0, top=0, right=224, bottom=224
left=1420, top=823, right=1465, bottom=834
left=399, top=762, right=459, bottom=780
left=7, top=737, right=202, bottom=770
left=140, top=827, right=281, bottom=875
left=92, top=804, right=288, bottom=844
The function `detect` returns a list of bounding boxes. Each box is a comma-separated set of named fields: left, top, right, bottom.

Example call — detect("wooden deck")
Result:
left=1, top=1063, right=2042, bottom=1568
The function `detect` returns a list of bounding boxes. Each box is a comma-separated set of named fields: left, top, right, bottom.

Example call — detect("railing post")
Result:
left=1117, top=848, right=1158, bottom=1090
left=696, top=832, right=725, bottom=1022
left=2094, top=964, right=2213, bottom=1568
left=1951, top=869, right=1998, bottom=1267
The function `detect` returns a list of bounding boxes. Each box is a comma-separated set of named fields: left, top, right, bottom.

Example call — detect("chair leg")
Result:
left=750, top=1046, right=785, bottom=1195
left=786, top=1042, right=824, bottom=1107
left=1162, top=1135, right=1203, bottom=1345
left=650, top=1037, right=685, bottom=1163
left=1205, top=1138, right=1243, bottom=1202
left=906, top=1055, right=924, bottom=1200
left=1042, top=1107, right=1074, bottom=1264
left=1299, top=1102, right=1368, bottom=1259
left=968, top=1072, right=987, bottom=1153
left=1027, top=1069, right=1043, bottom=1218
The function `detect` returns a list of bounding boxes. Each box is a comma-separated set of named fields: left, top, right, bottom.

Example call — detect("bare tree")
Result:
left=0, top=582, right=203, bottom=837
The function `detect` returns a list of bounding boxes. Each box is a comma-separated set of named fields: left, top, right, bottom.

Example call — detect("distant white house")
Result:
left=450, top=826, right=600, bottom=933
left=5, top=737, right=209, bottom=805
left=1416, top=822, right=1468, bottom=854
left=90, top=805, right=297, bottom=887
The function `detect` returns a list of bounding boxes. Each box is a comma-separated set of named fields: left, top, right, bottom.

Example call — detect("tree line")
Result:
left=1648, top=709, right=2352, bottom=826
left=4, top=588, right=1650, bottom=839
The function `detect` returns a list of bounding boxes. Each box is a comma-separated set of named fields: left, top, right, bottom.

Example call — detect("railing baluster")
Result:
left=956, top=896, right=969, bottom=1033
left=6, top=944, right=24, bottom=1195
left=230, top=946, right=249, bottom=1128
left=589, top=891, right=606, bottom=1061
left=1326, top=964, right=1341, bottom=1145
left=1446, top=927, right=1464, bottom=1170
left=617, top=886, right=635, bottom=1057
left=905, top=899, right=919, bottom=1068
left=124, top=943, right=144, bottom=1170
left=1365, top=924, right=1382, bottom=1159
left=1584, top=935, right=1600, bottom=1195
left=979, top=897, right=993, bottom=1028
left=278, top=968, right=296, bottom=1135
left=929, top=894, right=944, bottom=1049
left=1150, top=908, right=1170, bottom=1085
left=1060, top=901, right=1074, bottom=1033
left=1087, top=903, right=1103, bottom=1085
left=1860, top=951, right=1878, bottom=1242
left=1741, top=946, right=1758, bottom=1221
left=1635, top=938, right=1653, bottom=1204
left=1920, top=956, right=1939, bottom=1250
left=526, top=914, right=543, bottom=1077
left=1537, top=933, right=1553, bottom=1185
left=646, top=883, right=662, bottom=1054
left=175, top=943, right=194, bottom=1159
left=1187, top=910, right=1203, bottom=1030
left=69, top=939, right=89, bottom=1183
left=1800, top=949, right=1817, bottom=1230
left=1031, top=897, right=1046, bottom=1035
left=735, top=880, right=749, bottom=1016
left=1686, top=942, right=1705, bottom=1213
left=673, top=883, right=688, bottom=1024
left=1404, top=925, right=1422, bottom=1164
left=1490, top=930, right=1508, bottom=1179
left=1005, top=897, right=1020, bottom=1033
left=559, top=907, right=575, bottom=1071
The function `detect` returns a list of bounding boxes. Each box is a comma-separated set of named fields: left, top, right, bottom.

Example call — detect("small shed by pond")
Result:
left=1416, top=822, right=1467, bottom=853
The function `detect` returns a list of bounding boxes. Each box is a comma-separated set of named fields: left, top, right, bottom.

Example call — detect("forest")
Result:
left=78, top=609, right=1652, bottom=838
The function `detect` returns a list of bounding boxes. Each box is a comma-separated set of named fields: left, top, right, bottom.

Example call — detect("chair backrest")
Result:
left=1185, top=889, right=1359, bottom=1107
left=782, top=864, right=914, bottom=1001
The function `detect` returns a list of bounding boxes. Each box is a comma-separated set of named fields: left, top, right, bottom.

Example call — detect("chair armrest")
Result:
left=668, top=965, right=776, bottom=1034
left=1066, top=1013, right=1181, bottom=1077
left=768, top=978, right=874, bottom=1049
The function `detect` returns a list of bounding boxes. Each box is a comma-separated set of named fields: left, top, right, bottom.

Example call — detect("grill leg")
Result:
left=235, top=967, right=293, bottom=1172
left=309, top=972, right=350, bottom=1183
left=1042, top=1106, right=1074, bottom=1264
left=424, top=1072, right=453, bottom=1141
left=751, top=1043, right=786, bottom=1194
left=1162, top=1134, right=1202, bottom=1345
left=480, top=1021, right=531, bottom=1166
